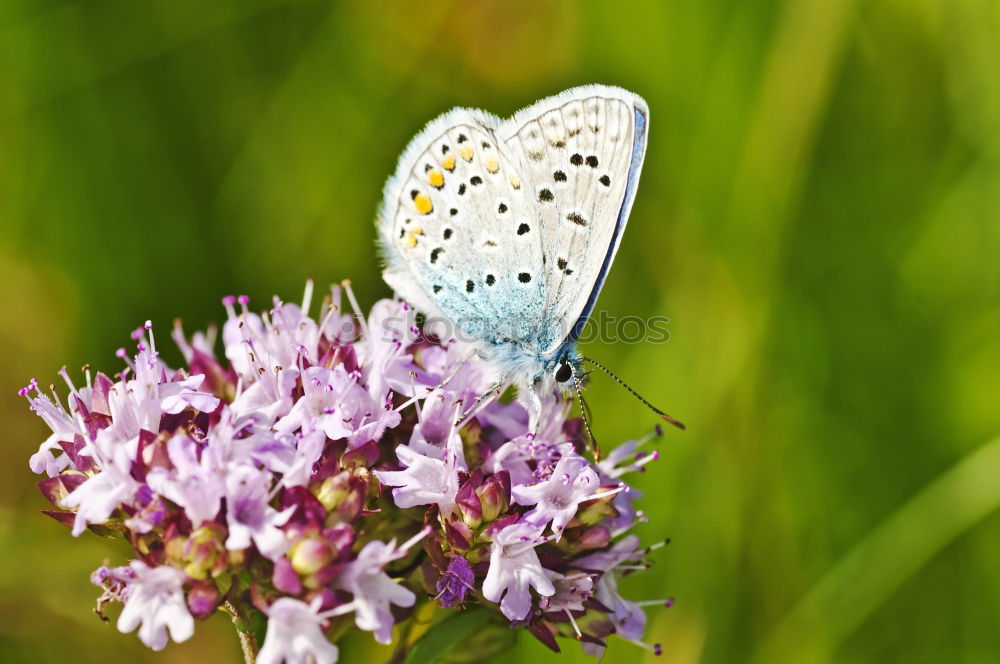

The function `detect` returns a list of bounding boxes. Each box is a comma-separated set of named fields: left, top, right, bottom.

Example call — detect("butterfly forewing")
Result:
left=499, top=87, right=648, bottom=355
left=379, top=110, right=546, bottom=345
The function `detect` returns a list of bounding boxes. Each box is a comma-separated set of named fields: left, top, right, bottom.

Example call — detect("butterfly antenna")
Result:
left=580, top=355, right=685, bottom=430
left=573, top=380, right=601, bottom=462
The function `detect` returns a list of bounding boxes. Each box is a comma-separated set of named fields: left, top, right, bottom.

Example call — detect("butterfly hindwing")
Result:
left=499, top=86, right=649, bottom=354
left=378, top=109, right=547, bottom=345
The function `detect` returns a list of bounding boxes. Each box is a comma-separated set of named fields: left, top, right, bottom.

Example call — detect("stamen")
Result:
left=589, top=484, right=627, bottom=501
left=407, top=371, right=424, bottom=426
left=445, top=401, right=464, bottom=468
left=636, top=598, right=675, bottom=608
left=57, top=366, right=79, bottom=397
left=318, top=600, right=358, bottom=620
left=48, top=384, right=67, bottom=413
left=565, top=609, right=583, bottom=639
left=646, top=538, right=671, bottom=553
left=221, top=295, right=237, bottom=319
left=144, top=320, right=156, bottom=356
left=400, top=526, right=431, bottom=552
left=116, top=347, right=136, bottom=371
left=317, top=300, right=338, bottom=343
left=628, top=639, right=663, bottom=655
left=301, top=278, right=314, bottom=317
left=172, top=319, right=194, bottom=363
left=340, top=280, right=369, bottom=340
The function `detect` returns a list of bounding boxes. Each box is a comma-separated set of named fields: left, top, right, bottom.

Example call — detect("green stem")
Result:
left=224, top=600, right=260, bottom=664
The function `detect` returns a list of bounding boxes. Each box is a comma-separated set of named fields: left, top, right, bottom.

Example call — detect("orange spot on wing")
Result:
left=414, top=195, right=433, bottom=215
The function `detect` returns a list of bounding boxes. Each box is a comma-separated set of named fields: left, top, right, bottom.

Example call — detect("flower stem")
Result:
left=224, top=600, right=260, bottom=664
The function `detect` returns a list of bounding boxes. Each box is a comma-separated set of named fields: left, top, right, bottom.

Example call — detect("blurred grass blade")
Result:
left=755, top=433, right=1000, bottom=662
left=403, top=608, right=493, bottom=664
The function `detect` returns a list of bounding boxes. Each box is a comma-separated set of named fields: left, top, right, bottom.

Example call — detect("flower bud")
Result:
left=455, top=480, right=482, bottom=528
left=476, top=471, right=510, bottom=522
left=289, top=536, right=332, bottom=576
left=187, top=580, right=221, bottom=619
left=181, top=523, right=229, bottom=580
left=575, top=525, right=611, bottom=550
left=315, top=472, right=350, bottom=512
left=315, top=471, right=366, bottom=523
left=445, top=519, right=473, bottom=552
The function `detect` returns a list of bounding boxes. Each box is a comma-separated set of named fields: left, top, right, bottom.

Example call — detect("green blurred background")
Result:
left=2, top=0, right=999, bottom=662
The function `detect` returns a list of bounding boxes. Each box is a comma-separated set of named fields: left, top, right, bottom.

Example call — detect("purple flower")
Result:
left=115, top=561, right=194, bottom=651
left=482, top=521, right=556, bottom=621
left=512, top=454, right=600, bottom=538
left=224, top=464, right=293, bottom=560
left=276, top=365, right=401, bottom=448
left=22, top=281, right=676, bottom=658
left=575, top=536, right=650, bottom=645
left=436, top=556, right=475, bottom=608
left=23, top=381, right=86, bottom=476
left=61, top=436, right=139, bottom=536
left=258, top=597, right=347, bottom=664
left=375, top=444, right=462, bottom=513
left=146, top=434, right=225, bottom=527
left=336, top=531, right=426, bottom=644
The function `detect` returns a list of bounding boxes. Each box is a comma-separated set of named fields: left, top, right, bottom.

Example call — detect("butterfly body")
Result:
left=377, top=85, right=648, bottom=411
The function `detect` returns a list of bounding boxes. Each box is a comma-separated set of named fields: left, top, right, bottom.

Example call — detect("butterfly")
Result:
left=377, top=84, right=680, bottom=443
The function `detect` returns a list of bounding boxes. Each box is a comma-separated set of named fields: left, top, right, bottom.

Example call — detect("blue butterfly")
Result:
left=377, top=85, right=681, bottom=444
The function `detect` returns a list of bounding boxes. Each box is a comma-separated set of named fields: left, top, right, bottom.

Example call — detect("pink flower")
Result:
left=115, top=562, right=194, bottom=651
left=375, top=443, right=462, bottom=513
left=258, top=597, right=345, bottom=664
left=512, top=454, right=600, bottom=538
left=61, top=435, right=139, bottom=536
left=482, top=521, right=556, bottom=621
left=224, top=464, right=293, bottom=560
left=336, top=531, right=426, bottom=644
left=275, top=365, right=400, bottom=448
left=146, top=434, right=225, bottom=527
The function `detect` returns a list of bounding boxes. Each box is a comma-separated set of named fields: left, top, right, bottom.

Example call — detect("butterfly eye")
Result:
left=555, top=362, right=573, bottom=383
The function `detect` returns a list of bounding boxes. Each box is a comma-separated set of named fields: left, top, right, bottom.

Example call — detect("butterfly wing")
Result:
left=498, top=85, right=649, bottom=355
left=378, top=109, right=547, bottom=345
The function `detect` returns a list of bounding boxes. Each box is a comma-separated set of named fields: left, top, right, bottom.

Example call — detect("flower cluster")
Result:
left=23, top=281, right=673, bottom=661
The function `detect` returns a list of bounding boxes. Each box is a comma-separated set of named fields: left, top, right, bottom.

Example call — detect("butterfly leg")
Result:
left=454, top=379, right=507, bottom=427
left=524, top=386, right=543, bottom=439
